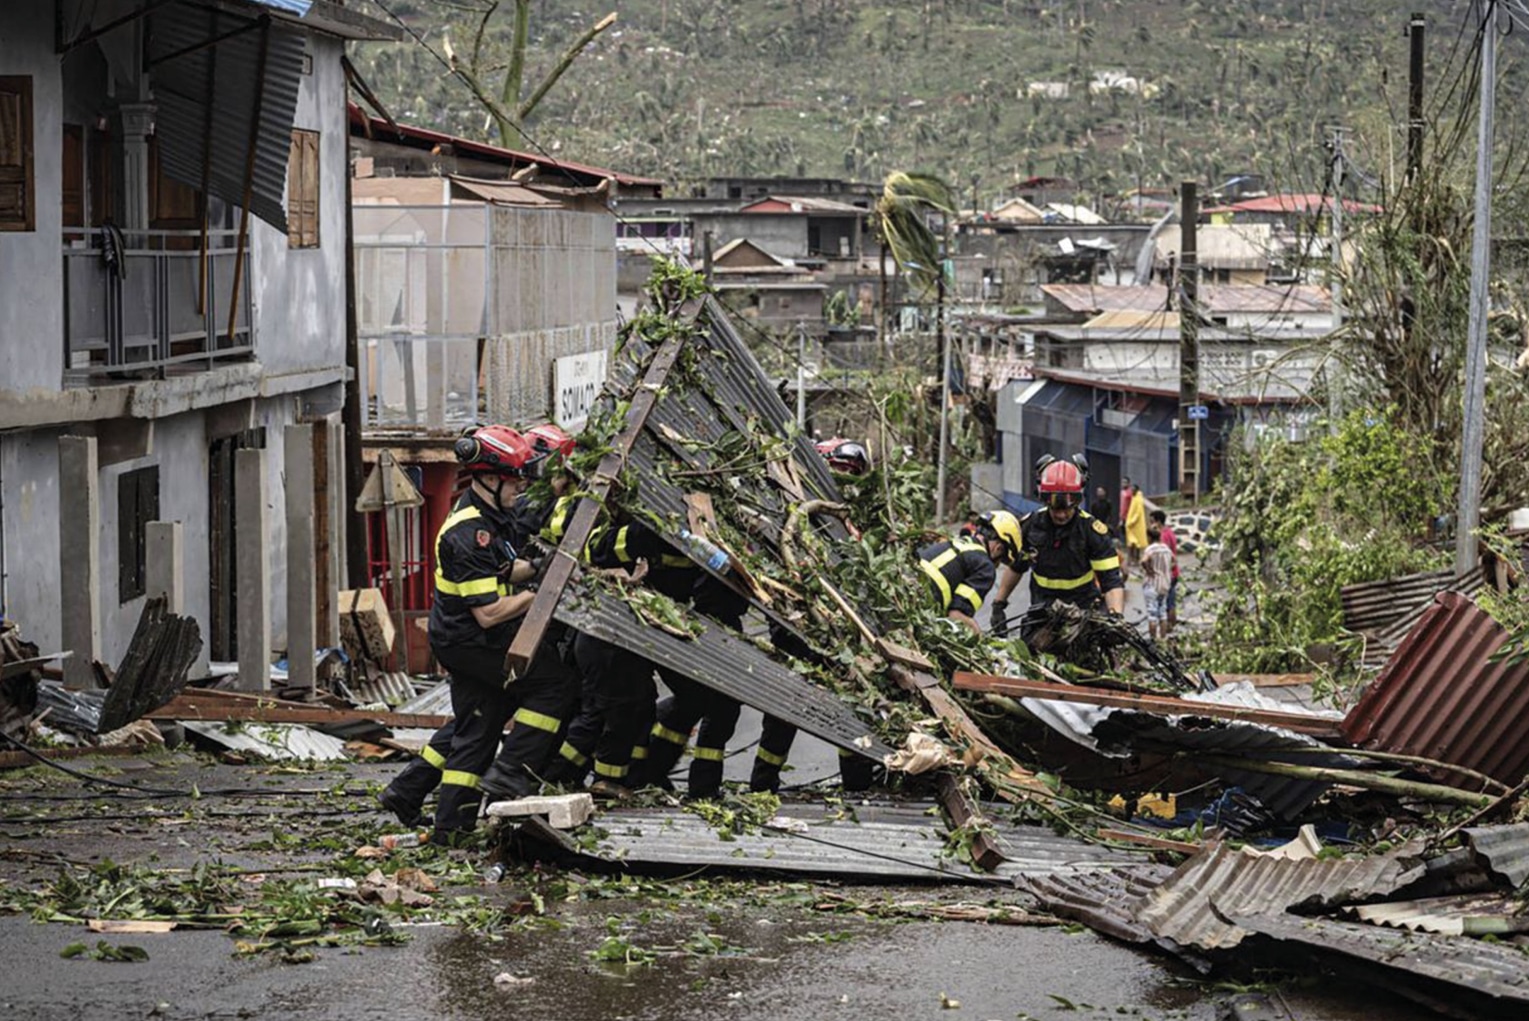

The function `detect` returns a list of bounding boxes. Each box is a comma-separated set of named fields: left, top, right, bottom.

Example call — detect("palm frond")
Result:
left=876, top=171, right=954, bottom=299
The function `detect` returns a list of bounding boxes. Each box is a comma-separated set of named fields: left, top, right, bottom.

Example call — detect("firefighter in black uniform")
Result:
left=919, top=508, right=1023, bottom=633
left=377, top=424, right=578, bottom=829
left=989, top=456, right=1125, bottom=644
left=404, top=425, right=578, bottom=838
left=566, top=518, right=748, bottom=797
left=750, top=439, right=876, bottom=794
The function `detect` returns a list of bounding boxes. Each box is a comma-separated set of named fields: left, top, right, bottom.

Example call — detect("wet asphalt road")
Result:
left=0, top=752, right=1446, bottom=1021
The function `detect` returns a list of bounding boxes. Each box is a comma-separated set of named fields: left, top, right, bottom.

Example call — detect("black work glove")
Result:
left=990, top=599, right=1009, bottom=637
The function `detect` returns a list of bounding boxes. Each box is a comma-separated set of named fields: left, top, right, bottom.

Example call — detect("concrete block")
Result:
left=484, top=792, right=595, bottom=830
left=145, top=521, right=184, bottom=614
left=338, top=587, right=395, bottom=662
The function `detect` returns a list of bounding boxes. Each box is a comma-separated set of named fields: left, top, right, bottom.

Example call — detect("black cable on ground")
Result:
left=0, top=730, right=379, bottom=801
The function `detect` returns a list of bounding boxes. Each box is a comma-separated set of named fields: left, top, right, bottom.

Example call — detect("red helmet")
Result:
left=1037, top=459, right=1084, bottom=509
left=454, top=424, right=534, bottom=476
left=815, top=438, right=871, bottom=476
left=525, top=423, right=576, bottom=459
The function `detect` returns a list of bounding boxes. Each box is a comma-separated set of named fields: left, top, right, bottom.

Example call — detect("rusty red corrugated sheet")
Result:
left=1341, top=592, right=1529, bottom=787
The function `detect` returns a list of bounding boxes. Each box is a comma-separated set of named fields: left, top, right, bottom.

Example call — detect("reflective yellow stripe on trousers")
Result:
left=440, top=769, right=480, bottom=789
left=512, top=708, right=561, bottom=733
left=422, top=745, right=447, bottom=769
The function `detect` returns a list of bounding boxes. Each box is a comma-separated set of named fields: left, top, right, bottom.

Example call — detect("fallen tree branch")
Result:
left=1194, top=754, right=1493, bottom=808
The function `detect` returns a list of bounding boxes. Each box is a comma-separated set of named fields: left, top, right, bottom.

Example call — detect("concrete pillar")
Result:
left=117, top=103, right=155, bottom=233
left=145, top=521, right=184, bottom=614
left=284, top=425, right=316, bottom=690
left=58, top=436, right=101, bottom=688
left=324, top=418, right=344, bottom=648
left=235, top=447, right=270, bottom=691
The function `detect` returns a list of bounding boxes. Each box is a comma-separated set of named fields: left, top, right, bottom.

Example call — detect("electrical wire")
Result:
left=0, top=729, right=369, bottom=801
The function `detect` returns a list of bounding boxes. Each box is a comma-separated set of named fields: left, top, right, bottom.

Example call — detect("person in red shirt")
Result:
left=1149, top=508, right=1180, bottom=633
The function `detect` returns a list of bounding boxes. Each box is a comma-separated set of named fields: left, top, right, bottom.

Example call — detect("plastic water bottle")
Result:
left=379, top=831, right=429, bottom=850
left=484, top=862, right=507, bottom=884
left=678, top=528, right=731, bottom=573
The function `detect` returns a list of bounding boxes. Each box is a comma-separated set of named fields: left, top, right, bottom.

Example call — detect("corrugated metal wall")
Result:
left=484, top=207, right=617, bottom=423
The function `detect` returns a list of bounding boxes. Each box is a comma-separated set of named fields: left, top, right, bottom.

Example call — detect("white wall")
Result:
left=251, top=31, right=348, bottom=379
left=0, top=3, right=65, bottom=395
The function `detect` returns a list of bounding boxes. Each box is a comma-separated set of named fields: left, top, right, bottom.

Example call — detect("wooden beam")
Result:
left=503, top=316, right=694, bottom=675
left=1096, top=827, right=1201, bottom=855
left=145, top=694, right=449, bottom=730
left=951, top=672, right=1345, bottom=738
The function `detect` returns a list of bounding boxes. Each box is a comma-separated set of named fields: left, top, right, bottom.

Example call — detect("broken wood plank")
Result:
left=1096, top=827, right=1202, bottom=855
left=145, top=694, right=448, bottom=729
left=504, top=318, right=693, bottom=676
left=1213, top=673, right=1316, bottom=688
left=936, top=772, right=1005, bottom=871
left=951, top=672, right=1345, bottom=738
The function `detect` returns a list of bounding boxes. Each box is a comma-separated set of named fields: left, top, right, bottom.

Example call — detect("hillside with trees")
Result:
left=351, top=1, right=1529, bottom=203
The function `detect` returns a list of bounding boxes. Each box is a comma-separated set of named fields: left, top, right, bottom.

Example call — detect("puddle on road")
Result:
left=423, top=892, right=1443, bottom=1021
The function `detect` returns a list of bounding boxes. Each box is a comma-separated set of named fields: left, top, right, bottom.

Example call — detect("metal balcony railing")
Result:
left=62, top=227, right=253, bottom=382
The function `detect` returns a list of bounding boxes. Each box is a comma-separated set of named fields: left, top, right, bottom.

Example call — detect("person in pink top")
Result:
left=1118, top=476, right=1132, bottom=525
left=1150, top=509, right=1180, bottom=633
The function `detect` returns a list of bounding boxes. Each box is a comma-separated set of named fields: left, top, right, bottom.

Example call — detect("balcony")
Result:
left=62, top=228, right=253, bottom=383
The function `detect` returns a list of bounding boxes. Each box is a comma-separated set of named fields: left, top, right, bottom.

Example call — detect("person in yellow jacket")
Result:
left=1124, top=483, right=1147, bottom=569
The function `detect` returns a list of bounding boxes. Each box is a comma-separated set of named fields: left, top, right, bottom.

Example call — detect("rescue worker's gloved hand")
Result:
left=526, top=551, right=554, bottom=587
left=990, top=599, right=1010, bottom=637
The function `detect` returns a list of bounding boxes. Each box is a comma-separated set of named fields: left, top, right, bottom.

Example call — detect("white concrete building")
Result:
left=0, top=0, right=394, bottom=680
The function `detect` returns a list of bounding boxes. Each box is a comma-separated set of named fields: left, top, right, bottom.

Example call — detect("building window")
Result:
left=0, top=76, right=35, bottom=232
left=287, top=128, right=320, bottom=248
left=118, top=466, right=161, bottom=603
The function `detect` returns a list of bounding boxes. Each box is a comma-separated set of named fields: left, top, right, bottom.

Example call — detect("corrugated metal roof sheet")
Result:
left=577, top=803, right=1144, bottom=882
left=1021, top=865, right=1177, bottom=945
left=1347, top=894, right=1529, bottom=936
left=1234, top=912, right=1529, bottom=1008
left=1041, top=283, right=1330, bottom=315
left=345, top=670, right=417, bottom=708
left=1359, top=569, right=1489, bottom=669
left=395, top=679, right=452, bottom=716
left=1011, top=681, right=1349, bottom=821
left=181, top=721, right=348, bottom=761
left=554, top=582, right=891, bottom=760
left=348, top=106, right=662, bottom=188
left=1341, top=592, right=1529, bottom=788
left=1137, top=840, right=1426, bottom=950
left=150, top=5, right=305, bottom=232
left=1340, top=567, right=1456, bottom=634
left=1464, top=824, right=1529, bottom=889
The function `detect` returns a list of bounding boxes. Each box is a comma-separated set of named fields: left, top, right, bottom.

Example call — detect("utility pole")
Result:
left=795, top=321, right=807, bottom=431
left=934, top=264, right=952, bottom=522
left=1407, top=13, right=1426, bottom=190
left=1329, top=126, right=1346, bottom=423
left=1177, top=181, right=1200, bottom=500
left=1457, top=1, right=1496, bottom=575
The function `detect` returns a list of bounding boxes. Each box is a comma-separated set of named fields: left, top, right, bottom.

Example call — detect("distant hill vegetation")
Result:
left=353, top=1, right=1518, bottom=204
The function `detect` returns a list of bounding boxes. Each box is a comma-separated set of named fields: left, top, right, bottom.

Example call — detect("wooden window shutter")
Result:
left=288, top=128, right=319, bottom=248
left=62, top=124, right=84, bottom=232
left=0, top=76, right=35, bottom=232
